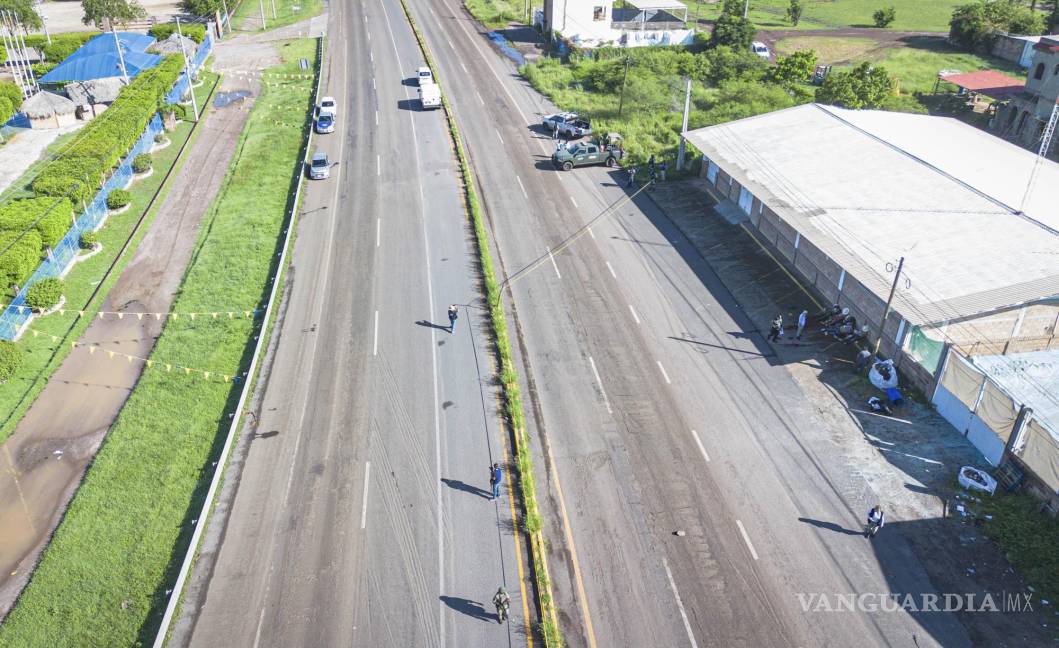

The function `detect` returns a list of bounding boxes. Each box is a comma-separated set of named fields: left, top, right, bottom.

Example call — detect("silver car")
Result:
left=309, top=151, right=330, bottom=179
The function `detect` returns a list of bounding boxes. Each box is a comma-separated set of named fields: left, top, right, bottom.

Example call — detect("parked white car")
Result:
left=318, top=96, right=337, bottom=115
left=751, top=41, right=770, bottom=60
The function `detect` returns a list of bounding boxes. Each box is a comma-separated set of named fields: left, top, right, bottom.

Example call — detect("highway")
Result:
left=171, top=0, right=532, bottom=646
left=171, top=0, right=979, bottom=647
left=403, top=1, right=973, bottom=647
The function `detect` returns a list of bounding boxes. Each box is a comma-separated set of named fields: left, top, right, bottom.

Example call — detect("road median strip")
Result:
left=396, top=1, right=562, bottom=645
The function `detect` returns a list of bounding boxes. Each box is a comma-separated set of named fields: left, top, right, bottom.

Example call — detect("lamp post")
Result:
left=176, top=18, right=199, bottom=122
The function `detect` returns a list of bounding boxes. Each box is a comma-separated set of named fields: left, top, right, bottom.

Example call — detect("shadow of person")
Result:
left=415, top=320, right=451, bottom=332
left=798, top=517, right=864, bottom=536
left=441, top=478, right=492, bottom=499
left=439, top=596, right=495, bottom=623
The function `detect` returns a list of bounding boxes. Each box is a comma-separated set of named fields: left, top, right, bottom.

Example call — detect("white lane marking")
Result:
left=360, top=461, right=371, bottom=529
left=378, top=3, right=445, bottom=642
left=691, top=430, right=710, bottom=462
left=377, top=154, right=380, bottom=176
left=375, top=109, right=379, bottom=126
left=516, top=175, right=528, bottom=199
left=569, top=195, right=578, bottom=208
left=252, top=607, right=266, bottom=648
left=588, top=226, right=595, bottom=240
left=372, top=77, right=376, bottom=91
left=495, top=128, right=504, bottom=145
left=367, top=30, right=371, bottom=40
left=376, top=217, right=381, bottom=247
left=475, top=91, right=485, bottom=105
left=605, top=261, right=616, bottom=278
left=373, top=310, right=379, bottom=356
left=442, top=10, right=530, bottom=124
left=447, top=37, right=455, bottom=50
left=588, top=356, right=613, bottom=414
left=460, top=60, right=468, bottom=74
left=370, top=51, right=373, bottom=63
left=547, top=248, right=561, bottom=279
left=628, top=304, right=640, bottom=324
left=663, top=558, right=701, bottom=648
left=657, top=360, right=672, bottom=384
left=736, top=520, right=760, bottom=560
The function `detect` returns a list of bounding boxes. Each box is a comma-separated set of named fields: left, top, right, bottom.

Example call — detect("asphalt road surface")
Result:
left=404, top=1, right=975, bottom=647
left=172, top=1, right=532, bottom=646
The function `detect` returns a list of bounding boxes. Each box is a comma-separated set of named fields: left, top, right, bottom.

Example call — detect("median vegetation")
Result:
left=398, top=1, right=562, bottom=645
left=0, top=42, right=317, bottom=647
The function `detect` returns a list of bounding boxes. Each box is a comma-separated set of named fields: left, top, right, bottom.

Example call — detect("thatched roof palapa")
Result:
left=20, top=91, right=77, bottom=119
left=64, top=77, right=127, bottom=105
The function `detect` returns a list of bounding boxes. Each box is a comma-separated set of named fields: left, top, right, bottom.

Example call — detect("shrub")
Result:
left=0, top=341, right=23, bottom=383
left=150, top=22, right=206, bottom=43
left=873, top=6, right=896, bottom=28
left=0, top=97, right=13, bottom=127
left=154, top=133, right=166, bottom=143
left=132, top=153, right=152, bottom=174
left=80, top=230, right=100, bottom=249
left=0, top=230, right=43, bottom=290
left=107, top=189, right=132, bottom=210
left=31, top=61, right=58, bottom=77
left=816, top=62, right=896, bottom=109
left=787, top=0, right=804, bottom=26
left=0, top=81, right=23, bottom=107
left=950, top=0, right=1045, bottom=52
left=180, top=0, right=224, bottom=16
left=25, top=32, right=98, bottom=62
left=25, top=278, right=64, bottom=312
left=0, top=197, right=75, bottom=249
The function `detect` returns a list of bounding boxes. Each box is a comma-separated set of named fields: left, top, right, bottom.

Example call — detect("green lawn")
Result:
left=464, top=0, right=528, bottom=28
left=0, top=71, right=221, bottom=448
left=234, top=0, right=323, bottom=32
left=0, top=40, right=317, bottom=648
left=680, top=0, right=966, bottom=32
left=775, top=35, right=880, bottom=63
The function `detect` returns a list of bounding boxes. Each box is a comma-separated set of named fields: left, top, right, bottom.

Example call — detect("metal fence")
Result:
left=166, top=30, right=214, bottom=105
left=0, top=113, right=165, bottom=340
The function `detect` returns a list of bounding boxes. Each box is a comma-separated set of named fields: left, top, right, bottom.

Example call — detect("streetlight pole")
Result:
left=258, top=0, right=267, bottom=31
left=617, top=56, right=630, bottom=117
left=677, top=77, right=691, bottom=170
left=744, top=0, right=749, bottom=18
left=176, top=18, right=199, bottom=122
left=113, top=29, right=130, bottom=84
left=874, top=256, right=904, bottom=355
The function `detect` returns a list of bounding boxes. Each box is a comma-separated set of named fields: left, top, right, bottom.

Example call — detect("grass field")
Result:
left=234, top=0, right=323, bottom=32
left=464, top=0, right=528, bottom=28
left=680, top=0, right=966, bottom=32
left=0, top=41, right=316, bottom=648
left=0, top=71, right=220, bottom=448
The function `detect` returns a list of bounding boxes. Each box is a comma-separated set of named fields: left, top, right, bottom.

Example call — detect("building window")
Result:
left=738, top=187, right=753, bottom=214
left=593, top=6, right=605, bottom=20
left=1034, top=62, right=1045, bottom=80
left=706, top=160, right=718, bottom=183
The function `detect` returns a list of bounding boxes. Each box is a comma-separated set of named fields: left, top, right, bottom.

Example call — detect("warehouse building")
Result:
left=686, top=104, right=1059, bottom=502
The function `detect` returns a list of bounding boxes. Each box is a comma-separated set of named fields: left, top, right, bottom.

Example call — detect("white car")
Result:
left=416, top=66, right=433, bottom=86
left=751, top=41, right=770, bottom=60
left=318, top=96, right=337, bottom=115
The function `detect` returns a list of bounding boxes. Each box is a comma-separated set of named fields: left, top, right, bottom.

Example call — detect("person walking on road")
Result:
left=489, top=462, right=503, bottom=500
left=795, top=309, right=808, bottom=340
left=865, top=505, right=885, bottom=538
left=627, top=166, right=637, bottom=188
left=493, top=586, right=511, bottom=623
left=448, top=304, right=458, bottom=333
left=658, top=161, right=668, bottom=183
left=767, top=314, right=783, bottom=342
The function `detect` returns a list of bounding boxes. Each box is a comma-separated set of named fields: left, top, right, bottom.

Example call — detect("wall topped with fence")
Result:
left=166, top=29, right=214, bottom=106
left=0, top=114, right=165, bottom=340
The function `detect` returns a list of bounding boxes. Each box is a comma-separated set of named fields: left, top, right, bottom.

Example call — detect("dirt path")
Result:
left=0, top=42, right=279, bottom=617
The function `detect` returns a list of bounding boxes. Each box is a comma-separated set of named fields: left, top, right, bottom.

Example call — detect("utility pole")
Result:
left=112, top=29, right=130, bottom=83
left=744, top=0, right=749, bottom=18
left=617, top=56, right=630, bottom=117
left=270, top=0, right=277, bottom=21
left=39, top=3, right=51, bottom=45
left=258, top=0, right=267, bottom=30
left=874, top=256, right=904, bottom=355
left=524, top=0, right=529, bottom=24
left=220, top=0, right=231, bottom=35
left=677, top=77, right=692, bottom=170
left=175, top=18, right=199, bottom=121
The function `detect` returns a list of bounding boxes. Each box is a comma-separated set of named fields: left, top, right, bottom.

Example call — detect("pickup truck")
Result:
left=552, top=141, right=623, bottom=171
left=542, top=112, right=592, bottom=138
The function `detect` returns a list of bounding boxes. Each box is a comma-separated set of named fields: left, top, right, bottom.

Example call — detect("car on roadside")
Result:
left=751, top=41, right=770, bottom=60
left=542, top=111, right=593, bottom=138
left=417, top=66, right=433, bottom=86
left=309, top=151, right=331, bottom=179
left=552, top=140, right=623, bottom=171
left=315, top=111, right=335, bottom=133
left=318, top=96, right=337, bottom=115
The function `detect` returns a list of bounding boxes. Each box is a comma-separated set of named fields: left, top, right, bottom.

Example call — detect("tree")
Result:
left=1049, top=5, right=1059, bottom=33
left=181, top=0, right=224, bottom=16
left=815, top=62, right=896, bottom=109
left=787, top=0, right=804, bottom=26
left=711, top=13, right=756, bottom=50
left=768, top=49, right=817, bottom=87
left=701, top=45, right=766, bottom=84
left=81, top=0, right=147, bottom=27
left=950, top=0, right=1045, bottom=52
left=873, top=6, right=896, bottom=27
left=0, top=0, right=42, bottom=30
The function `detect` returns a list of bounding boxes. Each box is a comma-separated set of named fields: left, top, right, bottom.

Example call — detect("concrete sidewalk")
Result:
left=0, top=47, right=276, bottom=616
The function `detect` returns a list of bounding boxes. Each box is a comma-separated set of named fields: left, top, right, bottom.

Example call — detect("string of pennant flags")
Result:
left=214, top=69, right=315, bottom=80
left=4, top=306, right=262, bottom=321
left=25, top=326, right=245, bottom=384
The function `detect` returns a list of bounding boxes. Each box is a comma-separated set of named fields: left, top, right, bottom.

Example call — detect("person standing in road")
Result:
left=795, top=309, right=808, bottom=340
left=767, top=314, right=783, bottom=342
left=627, top=166, right=637, bottom=188
left=448, top=304, right=458, bottom=332
left=648, top=154, right=656, bottom=175
left=493, top=586, right=511, bottom=623
left=658, top=161, right=668, bottom=182
left=489, top=462, right=503, bottom=500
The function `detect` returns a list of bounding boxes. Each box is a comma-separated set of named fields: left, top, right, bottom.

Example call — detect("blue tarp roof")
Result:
left=40, top=32, right=159, bottom=83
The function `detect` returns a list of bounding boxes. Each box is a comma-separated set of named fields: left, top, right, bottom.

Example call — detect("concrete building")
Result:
left=686, top=103, right=1059, bottom=389
left=543, top=0, right=693, bottom=48
left=20, top=91, right=78, bottom=129
left=992, top=34, right=1059, bottom=157
left=990, top=32, right=1055, bottom=69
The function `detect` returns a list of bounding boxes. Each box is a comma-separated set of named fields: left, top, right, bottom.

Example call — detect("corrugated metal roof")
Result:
left=685, top=104, right=1059, bottom=326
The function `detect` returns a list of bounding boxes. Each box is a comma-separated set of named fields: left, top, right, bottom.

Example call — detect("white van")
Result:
left=419, top=82, right=441, bottom=109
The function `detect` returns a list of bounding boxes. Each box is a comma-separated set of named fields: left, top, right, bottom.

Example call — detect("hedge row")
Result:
left=0, top=198, right=75, bottom=289
left=149, top=23, right=206, bottom=44
left=32, top=57, right=184, bottom=204
left=24, top=32, right=100, bottom=63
